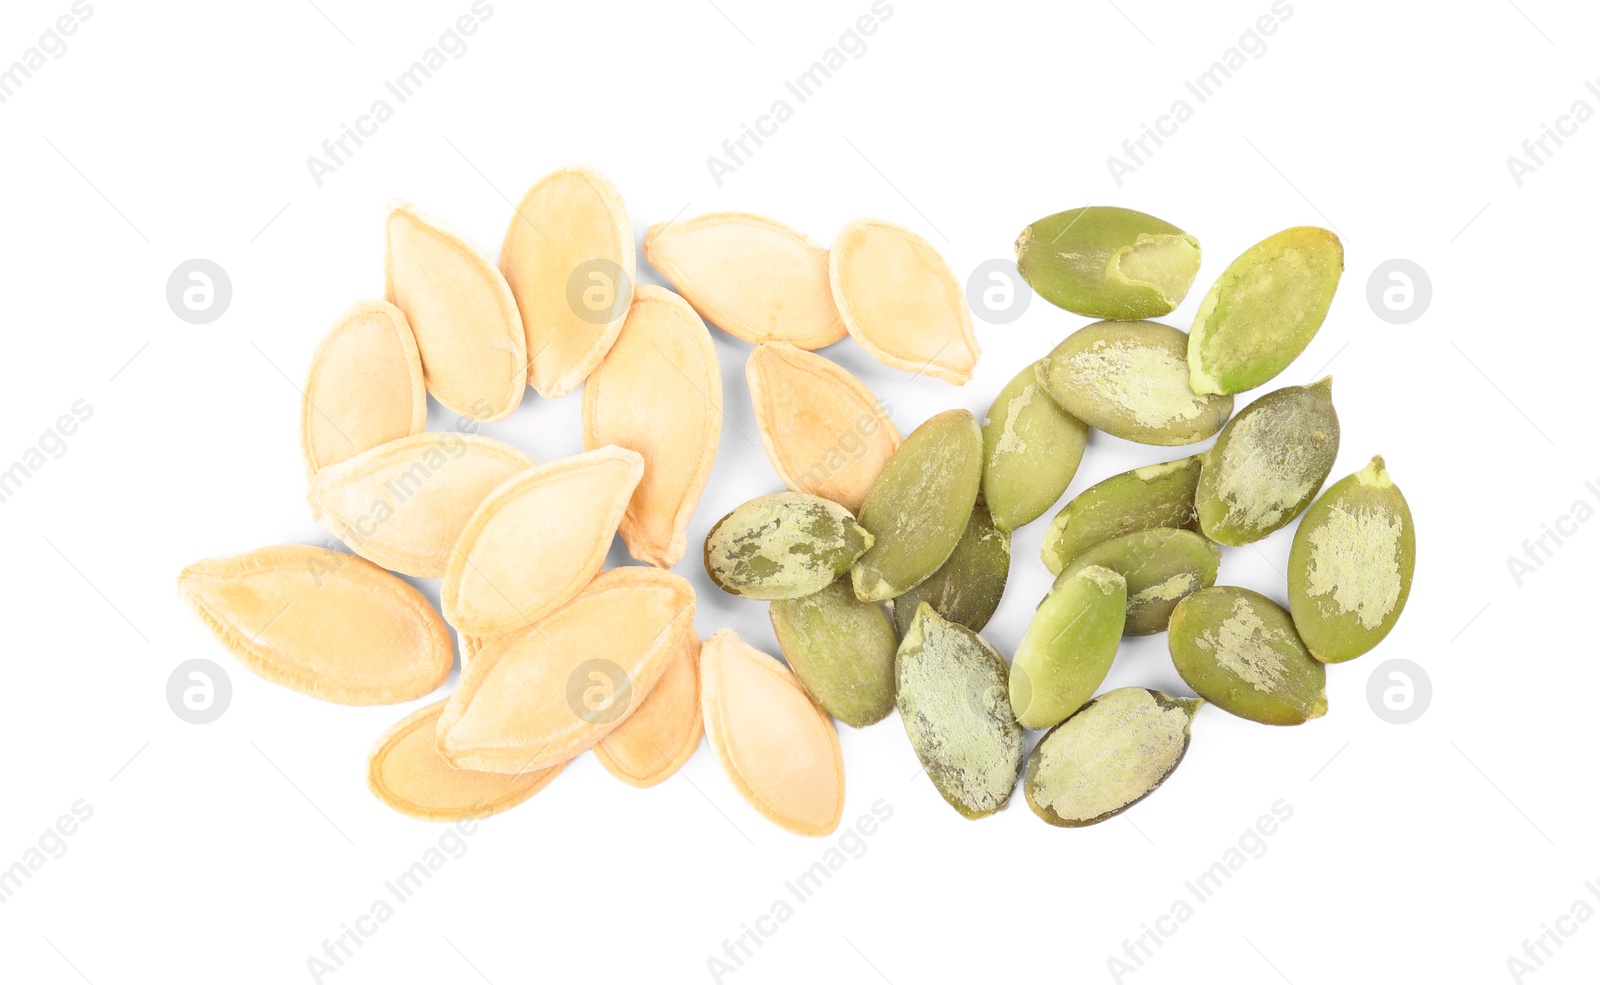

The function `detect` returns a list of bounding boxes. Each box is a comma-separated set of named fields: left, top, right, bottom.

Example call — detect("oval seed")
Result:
left=643, top=212, right=846, bottom=349
left=1041, top=455, right=1203, bottom=576
left=1169, top=587, right=1327, bottom=725
left=893, top=499, right=1011, bottom=636
left=703, top=492, right=874, bottom=600
left=896, top=604, right=1024, bottom=820
left=385, top=200, right=527, bottom=421
left=1015, top=207, right=1202, bottom=320
left=852, top=409, right=983, bottom=602
left=593, top=627, right=704, bottom=787
left=770, top=579, right=898, bottom=728
left=1288, top=456, right=1415, bottom=663
left=1010, top=565, right=1127, bottom=730
left=1024, top=688, right=1201, bottom=827
left=746, top=342, right=900, bottom=513
left=830, top=218, right=980, bottom=385
left=1188, top=226, right=1344, bottom=395
left=300, top=299, right=425, bottom=477
left=582, top=285, right=722, bottom=568
left=1038, top=321, right=1232, bottom=446
left=981, top=360, right=1088, bottom=532
left=700, top=630, right=845, bottom=837
left=178, top=545, right=452, bottom=705
left=1056, top=528, right=1220, bottom=636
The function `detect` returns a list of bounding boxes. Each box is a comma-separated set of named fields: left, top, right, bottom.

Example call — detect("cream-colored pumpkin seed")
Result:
left=704, top=493, right=874, bottom=600
left=1057, top=528, right=1220, bottom=636
left=896, top=604, right=1024, bottom=820
left=644, top=212, right=846, bottom=349
left=582, top=285, right=722, bottom=568
left=852, top=409, right=983, bottom=602
left=442, top=446, right=644, bottom=637
left=746, top=342, right=900, bottom=513
left=1288, top=456, right=1415, bottom=663
left=1189, top=227, right=1344, bottom=395
left=501, top=166, right=635, bottom=398
left=830, top=219, right=980, bottom=385
left=1024, top=688, right=1200, bottom=827
left=893, top=499, right=1010, bottom=635
left=300, top=300, right=426, bottom=477
left=178, top=545, right=452, bottom=705
left=1010, top=565, right=1127, bottom=730
left=1169, top=587, right=1327, bottom=725
left=1015, top=207, right=1201, bottom=320
left=1041, top=455, right=1203, bottom=576
left=593, top=626, right=704, bottom=787
left=1039, top=321, right=1232, bottom=446
left=385, top=200, right=527, bottom=421
left=438, top=567, right=696, bottom=772
left=700, top=630, right=845, bottom=837
left=308, top=433, right=533, bottom=578
left=771, top=579, right=898, bottom=728
left=982, top=361, right=1088, bottom=532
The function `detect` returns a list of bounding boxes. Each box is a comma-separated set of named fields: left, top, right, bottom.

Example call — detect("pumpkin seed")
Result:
left=1038, top=320, right=1233, bottom=446
left=770, top=579, right=898, bottom=728
left=300, top=300, right=426, bottom=477
left=1015, top=207, right=1201, bottom=320
left=1056, top=528, right=1220, bottom=636
left=852, top=409, right=983, bottom=602
left=1168, top=587, right=1327, bottom=725
left=893, top=499, right=1010, bottom=635
left=1188, top=226, right=1344, bottom=395
left=1288, top=456, right=1415, bottom=663
left=593, top=626, right=704, bottom=787
left=1196, top=377, right=1339, bottom=546
left=981, top=360, right=1088, bottom=532
left=1023, top=687, right=1200, bottom=827
left=896, top=604, right=1024, bottom=819
left=704, top=492, right=874, bottom=600
left=1010, top=565, right=1127, bottom=730
left=1041, top=455, right=1203, bottom=576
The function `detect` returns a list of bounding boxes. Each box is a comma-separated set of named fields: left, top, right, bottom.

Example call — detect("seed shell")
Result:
left=593, top=627, right=704, bottom=787
left=1041, top=455, right=1203, bottom=576
left=981, top=360, right=1088, bottom=532
left=703, top=492, right=874, bottom=601
left=771, top=579, right=899, bottom=728
left=1010, top=565, right=1128, bottom=730
left=300, top=299, right=426, bottom=477
left=893, top=499, right=1011, bottom=636
left=1168, top=587, right=1328, bottom=725
left=1056, top=527, right=1220, bottom=636
left=1015, top=206, right=1202, bottom=320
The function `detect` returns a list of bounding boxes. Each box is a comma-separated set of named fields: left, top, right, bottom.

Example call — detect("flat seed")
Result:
left=771, top=578, right=898, bottom=728
left=442, top=446, right=644, bottom=637
left=1041, top=455, right=1203, bottom=576
left=1197, top=377, right=1339, bottom=546
left=704, top=492, right=874, bottom=600
left=1024, top=688, right=1201, bottom=827
left=438, top=567, right=696, bottom=772
left=893, top=498, right=1011, bottom=635
left=300, top=299, right=426, bottom=477
left=1056, top=528, right=1220, bottom=636
left=1010, top=565, right=1127, bottom=730
left=1039, top=320, right=1232, bottom=446
left=981, top=360, right=1088, bottom=532
left=1015, top=207, right=1201, bottom=320
left=852, top=409, right=983, bottom=602
left=644, top=212, right=846, bottom=349
left=1189, top=226, right=1344, bottom=395
left=582, top=285, right=722, bottom=568
left=501, top=166, right=636, bottom=398
left=593, top=626, right=704, bottom=787
left=830, top=219, right=980, bottom=385
left=700, top=630, right=845, bottom=837
left=1168, top=587, right=1327, bottom=725
left=385, top=200, right=527, bottom=421
left=308, top=433, right=533, bottom=578
left=1288, top=456, right=1415, bottom=663
left=746, top=342, right=900, bottom=513
left=896, top=604, right=1024, bottom=820
left=178, top=545, right=452, bottom=705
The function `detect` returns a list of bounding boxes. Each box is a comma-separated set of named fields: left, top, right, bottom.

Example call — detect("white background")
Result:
left=1, top=1, right=1593, bottom=982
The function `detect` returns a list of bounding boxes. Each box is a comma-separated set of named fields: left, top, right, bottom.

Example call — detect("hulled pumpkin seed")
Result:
left=893, top=499, right=1011, bottom=636
left=1057, top=528, right=1220, bottom=636
left=1015, top=207, right=1202, bottom=320
left=770, top=579, right=898, bottom=728
left=1024, top=688, right=1201, bottom=827
left=1010, top=565, right=1127, bottom=730
left=1288, top=456, right=1415, bottom=663
left=981, top=361, right=1088, bottom=532
left=300, top=299, right=426, bottom=477
left=593, top=626, right=704, bottom=788
left=1041, top=455, right=1203, bottom=576
left=704, top=492, right=874, bottom=600
left=1168, top=587, right=1327, bottom=725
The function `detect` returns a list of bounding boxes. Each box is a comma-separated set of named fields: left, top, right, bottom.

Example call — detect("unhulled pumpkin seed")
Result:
left=893, top=499, right=1010, bottom=636
left=1015, top=207, right=1202, bottom=320
left=300, top=299, right=426, bottom=477
left=1041, top=455, right=1203, bottom=576
left=1168, top=587, right=1327, bottom=725
left=1010, top=565, right=1127, bottom=730
left=1057, top=528, right=1220, bottom=636
left=593, top=626, right=704, bottom=788
left=770, top=578, right=898, bottom=728
left=704, top=492, right=874, bottom=600
left=981, top=361, right=1088, bottom=532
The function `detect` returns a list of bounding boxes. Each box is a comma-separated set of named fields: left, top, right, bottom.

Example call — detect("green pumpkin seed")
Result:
left=1056, top=528, right=1220, bottom=636
left=896, top=603, right=1025, bottom=819
left=893, top=499, right=1011, bottom=635
left=770, top=578, right=898, bottom=727
left=1010, top=565, right=1127, bottom=730
left=1288, top=456, right=1415, bottom=663
left=1196, top=378, right=1340, bottom=546
left=1038, top=321, right=1233, bottom=446
left=852, top=409, right=982, bottom=602
left=703, top=492, right=873, bottom=600
left=1168, top=587, right=1327, bottom=725
left=1014, top=207, right=1201, bottom=320
left=981, top=361, right=1088, bottom=532
left=1024, top=688, right=1201, bottom=827
left=1188, top=227, right=1344, bottom=395
left=1041, top=455, right=1203, bottom=576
